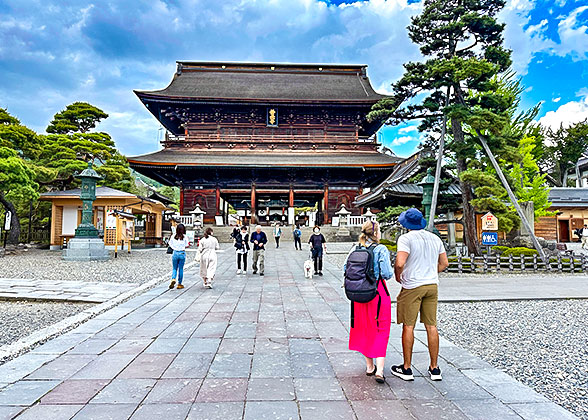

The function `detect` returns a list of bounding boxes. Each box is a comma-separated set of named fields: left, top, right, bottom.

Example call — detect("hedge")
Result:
left=491, top=246, right=538, bottom=257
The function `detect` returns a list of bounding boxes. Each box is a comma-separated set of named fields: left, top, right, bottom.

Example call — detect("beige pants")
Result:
left=252, top=249, right=265, bottom=274
left=582, top=236, right=588, bottom=249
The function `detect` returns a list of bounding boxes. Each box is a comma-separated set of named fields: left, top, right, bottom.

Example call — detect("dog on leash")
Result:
left=303, top=259, right=313, bottom=279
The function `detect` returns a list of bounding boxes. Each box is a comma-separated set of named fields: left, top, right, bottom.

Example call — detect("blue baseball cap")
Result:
left=399, top=208, right=427, bottom=230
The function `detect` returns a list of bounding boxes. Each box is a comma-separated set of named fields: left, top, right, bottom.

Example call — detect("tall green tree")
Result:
left=0, top=109, right=40, bottom=244
left=539, top=120, right=588, bottom=186
left=46, top=102, right=108, bottom=134
left=369, top=0, right=512, bottom=254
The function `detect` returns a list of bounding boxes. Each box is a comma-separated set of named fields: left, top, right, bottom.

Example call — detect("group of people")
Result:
left=166, top=207, right=448, bottom=385
left=574, top=223, right=588, bottom=249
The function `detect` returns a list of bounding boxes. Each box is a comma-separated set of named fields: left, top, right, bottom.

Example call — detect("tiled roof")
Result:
left=127, top=149, right=401, bottom=168
left=40, top=186, right=135, bottom=198
left=135, top=62, right=386, bottom=103
left=548, top=187, right=588, bottom=207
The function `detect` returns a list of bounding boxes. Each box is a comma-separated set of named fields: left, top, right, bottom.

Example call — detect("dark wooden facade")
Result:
left=128, top=62, right=400, bottom=225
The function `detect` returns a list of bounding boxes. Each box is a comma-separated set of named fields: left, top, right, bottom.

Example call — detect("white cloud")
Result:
left=553, top=97, right=561, bottom=102
left=538, top=93, right=588, bottom=129
left=391, top=135, right=417, bottom=146
left=556, top=6, right=588, bottom=60
left=398, top=125, right=418, bottom=134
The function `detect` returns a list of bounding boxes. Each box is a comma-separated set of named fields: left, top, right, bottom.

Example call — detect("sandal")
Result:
left=375, top=373, right=386, bottom=384
left=366, top=366, right=377, bottom=376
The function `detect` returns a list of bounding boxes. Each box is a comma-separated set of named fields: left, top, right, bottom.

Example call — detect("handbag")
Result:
left=166, top=246, right=173, bottom=254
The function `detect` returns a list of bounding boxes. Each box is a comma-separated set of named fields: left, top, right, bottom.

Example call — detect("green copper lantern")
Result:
left=418, top=167, right=435, bottom=220
left=74, top=162, right=103, bottom=238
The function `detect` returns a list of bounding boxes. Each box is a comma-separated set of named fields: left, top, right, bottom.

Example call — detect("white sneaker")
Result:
left=236, top=269, right=241, bottom=274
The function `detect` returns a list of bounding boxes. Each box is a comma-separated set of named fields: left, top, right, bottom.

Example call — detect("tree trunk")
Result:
left=0, top=192, right=21, bottom=245
left=451, top=118, right=481, bottom=256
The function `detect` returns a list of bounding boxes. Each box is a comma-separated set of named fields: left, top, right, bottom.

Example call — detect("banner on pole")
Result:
left=4, top=211, right=11, bottom=231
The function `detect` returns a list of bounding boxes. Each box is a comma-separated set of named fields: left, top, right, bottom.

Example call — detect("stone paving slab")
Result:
left=0, top=278, right=136, bottom=303
left=0, top=245, right=579, bottom=419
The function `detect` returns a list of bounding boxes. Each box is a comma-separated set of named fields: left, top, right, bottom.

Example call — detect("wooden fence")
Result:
left=390, top=252, right=588, bottom=273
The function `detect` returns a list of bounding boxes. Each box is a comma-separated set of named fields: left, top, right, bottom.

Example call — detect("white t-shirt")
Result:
left=396, top=230, right=446, bottom=289
left=582, top=228, right=588, bottom=238
left=169, top=236, right=189, bottom=251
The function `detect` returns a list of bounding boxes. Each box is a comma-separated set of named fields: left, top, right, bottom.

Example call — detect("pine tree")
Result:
left=369, top=0, right=512, bottom=255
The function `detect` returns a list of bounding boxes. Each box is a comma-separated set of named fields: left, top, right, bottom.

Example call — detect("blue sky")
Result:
left=0, top=0, right=586, bottom=158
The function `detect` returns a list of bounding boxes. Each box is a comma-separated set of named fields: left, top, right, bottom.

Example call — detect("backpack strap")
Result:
left=350, top=301, right=355, bottom=329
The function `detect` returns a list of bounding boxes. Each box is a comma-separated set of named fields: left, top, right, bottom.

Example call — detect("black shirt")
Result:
left=309, top=233, right=326, bottom=249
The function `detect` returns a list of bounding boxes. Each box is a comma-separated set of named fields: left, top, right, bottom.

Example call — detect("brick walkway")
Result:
left=0, top=279, right=136, bottom=303
left=0, top=246, right=577, bottom=419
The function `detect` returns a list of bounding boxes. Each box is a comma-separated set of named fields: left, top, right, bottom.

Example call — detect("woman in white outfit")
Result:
left=199, top=227, right=220, bottom=288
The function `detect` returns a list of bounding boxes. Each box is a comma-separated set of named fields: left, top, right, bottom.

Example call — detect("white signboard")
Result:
left=482, top=212, right=498, bottom=231
left=106, top=211, right=117, bottom=229
left=4, top=211, right=11, bottom=231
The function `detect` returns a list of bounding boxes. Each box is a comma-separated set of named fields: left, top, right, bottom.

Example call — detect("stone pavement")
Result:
left=0, top=279, right=137, bottom=303
left=0, top=245, right=577, bottom=419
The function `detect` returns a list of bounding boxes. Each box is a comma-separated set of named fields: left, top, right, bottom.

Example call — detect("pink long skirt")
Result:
left=349, top=280, right=391, bottom=358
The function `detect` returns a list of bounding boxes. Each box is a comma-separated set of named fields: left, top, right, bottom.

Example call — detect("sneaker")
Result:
left=428, top=366, right=442, bottom=381
left=253, top=270, right=257, bottom=274
left=260, top=273, right=264, bottom=276
left=236, top=269, right=242, bottom=274
left=169, top=280, right=176, bottom=289
left=204, top=283, right=212, bottom=289
left=176, top=284, right=184, bottom=290
left=390, top=365, right=414, bottom=381
left=314, top=271, right=319, bottom=275
left=318, top=272, right=323, bottom=276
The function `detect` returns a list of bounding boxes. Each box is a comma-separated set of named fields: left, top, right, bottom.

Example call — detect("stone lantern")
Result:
left=418, top=168, right=435, bottom=220
left=63, top=162, right=109, bottom=261
left=190, top=204, right=206, bottom=226
left=335, top=204, right=351, bottom=226
left=364, top=207, right=375, bottom=222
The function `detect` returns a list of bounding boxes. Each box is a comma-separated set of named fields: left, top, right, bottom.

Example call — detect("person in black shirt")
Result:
left=234, top=226, right=249, bottom=274
left=308, top=226, right=326, bottom=276
left=250, top=225, right=268, bottom=275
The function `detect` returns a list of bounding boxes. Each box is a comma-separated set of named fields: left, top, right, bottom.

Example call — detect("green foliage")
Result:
left=539, top=120, right=588, bottom=186
left=97, top=152, right=138, bottom=194
left=0, top=147, right=38, bottom=203
left=377, top=206, right=410, bottom=225
left=46, top=102, right=108, bottom=134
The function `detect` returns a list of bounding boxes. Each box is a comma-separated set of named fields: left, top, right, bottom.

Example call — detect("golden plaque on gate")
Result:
left=267, top=108, right=278, bottom=127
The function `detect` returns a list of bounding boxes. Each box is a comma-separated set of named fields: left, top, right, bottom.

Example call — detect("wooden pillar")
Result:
left=179, top=188, right=184, bottom=215
left=250, top=184, right=256, bottom=225
left=289, top=187, right=294, bottom=207
left=50, top=202, right=56, bottom=247
left=323, top=184, right=329, bottom=225
left=215, top=186, right=221, bottom=216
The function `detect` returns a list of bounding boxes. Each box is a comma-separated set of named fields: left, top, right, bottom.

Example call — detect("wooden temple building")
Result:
left=128, top=62, right=400, bottom=225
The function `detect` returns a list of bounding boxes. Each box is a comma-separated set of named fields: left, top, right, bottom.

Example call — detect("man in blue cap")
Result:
left=390, top=208, right=449, bottom=382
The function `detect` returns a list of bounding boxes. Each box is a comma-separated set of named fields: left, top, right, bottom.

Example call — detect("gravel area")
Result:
left=438, top=300, right=588, bottom=419
left=0, top=300, right=93, bottom=346
left=0, top=248, right=182, bottom=283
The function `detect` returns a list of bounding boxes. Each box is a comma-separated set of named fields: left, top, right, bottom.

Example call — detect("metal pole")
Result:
left=477, top=133, right=550, bottom=268
left=427, top=87, right=450, bottom=231
left=27, top=201, right=33, bottom=243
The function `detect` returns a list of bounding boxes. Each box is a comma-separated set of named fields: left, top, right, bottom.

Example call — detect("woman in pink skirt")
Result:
left=345, top=220, right=393, bottom=383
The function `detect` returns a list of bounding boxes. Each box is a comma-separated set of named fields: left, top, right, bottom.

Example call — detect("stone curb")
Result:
left=0, top=261, right=198, bottom=363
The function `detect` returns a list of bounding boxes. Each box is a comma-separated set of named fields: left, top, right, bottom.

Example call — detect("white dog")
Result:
left=304, top=259, right=313, bottom=279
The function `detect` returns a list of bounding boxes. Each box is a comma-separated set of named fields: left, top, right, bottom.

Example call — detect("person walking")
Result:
left=390, top=208, right=448, bottom=382
left=273, top=223, right=282, bottom=248
left=345, top=220, right=393, bottom=383
left=250, top=225, right=267, bottom=276
left=168, top=223, right=189, bottom=290
left=582, top=224, right=588, bottom=250
left=293, top=224, right=302, bottom=250
left=308, top=226, right=326, bottom=276
left=235, top=225, right=249, bottom=274
left=199, top=227, right=220, bottom=289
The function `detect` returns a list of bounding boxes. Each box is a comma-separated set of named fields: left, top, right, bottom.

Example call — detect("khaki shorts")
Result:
left=396, top=284, right=438, bottom=326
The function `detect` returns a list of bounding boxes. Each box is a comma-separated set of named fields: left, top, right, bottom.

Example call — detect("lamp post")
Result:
left=74, top=162, right=103, bottom=238
left=418, top=168, right=435, bottom=225
left=62, top=161, right=109, bottom=261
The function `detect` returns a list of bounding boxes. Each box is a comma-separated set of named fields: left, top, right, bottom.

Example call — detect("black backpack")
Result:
left=344, top=244, right=377, bottom=303
left=344, top=244, right=389, bottom=328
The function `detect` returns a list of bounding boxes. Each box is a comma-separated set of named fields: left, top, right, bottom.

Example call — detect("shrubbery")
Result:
left=491, top=246, right=538, bottom=256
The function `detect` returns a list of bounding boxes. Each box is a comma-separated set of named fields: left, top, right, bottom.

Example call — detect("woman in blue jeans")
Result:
left=169, top=224, right=189, bottom=289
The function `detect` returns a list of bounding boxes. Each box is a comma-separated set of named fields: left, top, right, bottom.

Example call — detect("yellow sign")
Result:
left=482, top=212, right=498, bottom=231
left=267, top=108, right=277, bottom=126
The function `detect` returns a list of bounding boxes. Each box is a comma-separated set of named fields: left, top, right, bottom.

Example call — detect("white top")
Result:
left=199, top=235, right=220, bottom=252
left=169, top=236, right=189, bottom=251
left=396, top=230, right=446, bottom=289
left=582, top=228, right=588, bottom=237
